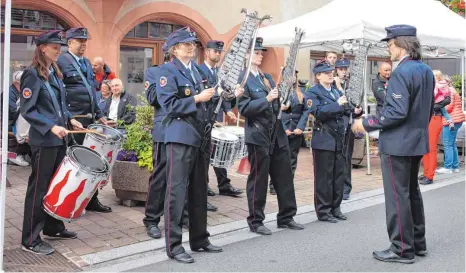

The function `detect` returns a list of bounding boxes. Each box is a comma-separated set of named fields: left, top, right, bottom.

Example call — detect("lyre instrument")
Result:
left=205, top=9, right=272, bottom=135
left=276, top=27, right=305, bottom=119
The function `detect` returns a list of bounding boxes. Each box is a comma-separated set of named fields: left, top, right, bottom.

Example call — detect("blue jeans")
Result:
left=442, top=123, right=463, bottom=169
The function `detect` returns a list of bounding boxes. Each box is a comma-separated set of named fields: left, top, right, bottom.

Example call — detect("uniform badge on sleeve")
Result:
left=185, top=88, right=191, bottom=96
left=22, top=88, right=32, bottom=99
left=144, top=81, right=149, bottom=91
left=307, top=99, right=312, bottom=107
left=159, top=76, right=167, bottom=87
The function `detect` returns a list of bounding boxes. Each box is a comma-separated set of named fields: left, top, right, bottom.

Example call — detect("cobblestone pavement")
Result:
left=3, top=146, right=456, bottom=270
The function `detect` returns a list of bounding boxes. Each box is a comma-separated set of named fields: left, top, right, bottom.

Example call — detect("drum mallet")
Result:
left=68, top=129, right=119, bottom=141
left=73, top=113, right=93, bottom=119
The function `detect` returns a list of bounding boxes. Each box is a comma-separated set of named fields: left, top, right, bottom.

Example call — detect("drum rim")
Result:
left=87, top=124, right=124, bottom=144
left=67, top=145, right=110, bottom=174
left=211, top=129, right=239, bottom=141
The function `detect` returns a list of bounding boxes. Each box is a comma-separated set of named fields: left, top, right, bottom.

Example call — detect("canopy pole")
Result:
left=0, top=0, right=12, bottom=272
left=461, top=49, right=465, bottom=111
left=362, top=41, right=371, bottom=175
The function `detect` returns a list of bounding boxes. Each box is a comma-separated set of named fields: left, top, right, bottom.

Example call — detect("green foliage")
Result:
left=122, top=94, right=154, bottom=171
left=367, top=96, right=376, bottom=104
left=450, top=74, right=465, bottom=97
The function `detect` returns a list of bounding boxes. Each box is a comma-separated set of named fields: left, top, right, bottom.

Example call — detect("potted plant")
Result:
left=111, top=94, right=154, bottom=206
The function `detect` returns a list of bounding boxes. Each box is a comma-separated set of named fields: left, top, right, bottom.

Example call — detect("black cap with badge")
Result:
left=34, top=30, right=67, bottom=46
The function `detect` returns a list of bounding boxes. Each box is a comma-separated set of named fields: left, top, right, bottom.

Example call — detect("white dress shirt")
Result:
left=108, top=96, right=120, bottom=121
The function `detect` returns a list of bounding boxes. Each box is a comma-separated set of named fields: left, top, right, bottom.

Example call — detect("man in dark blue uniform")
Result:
left=198, top=40, right=243, bottom=203
left=143, top=53, right=189, bottom=239
left=352, top=25, right=434, bottom=264
left=57, top=27, right=111, bottom=213
left=156, top=27, right=223, bottom=263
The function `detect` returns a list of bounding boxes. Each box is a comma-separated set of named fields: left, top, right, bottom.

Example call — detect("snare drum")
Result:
left=223, top=126, right=247, bottom=159
left=84, top=124, right=124, bottom=168
left=210, top=128, right=239, bottom=168
left=84, top=124, right=124, bottom=187
left=43, top=146, right=110, bottom=222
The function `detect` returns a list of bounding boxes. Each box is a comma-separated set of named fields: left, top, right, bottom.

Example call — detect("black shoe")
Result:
left=415, top=250, right=427, bottom=256
left=250, top=225, right=272, bottom=235
left=333, top=213, right=348, bottom=220
left=21, top=241, right=54, bottom=255
left=278, top=220, right=304, bottom=230
left=269, top=188, right=276, bottom=195
left=419, top=177, right=433, bottom=185
left=373, top=249, right=414, bottom=264
left=418, top=174, right=425, bottom=180
left=192, top=243, right=223, bottom=253
left=146, top=225, right=161, bottom=239
left=43, top=229, right=77, bottom=240
left=343, top=194, right=350, bottom=200
left=86, top=200, right=112, bottom=213
left=219, top=186, right=243, bottom=197
left=207, top=187, right=216, bottom=196
left=171, top=252, right=194, bottom=264
left=207, top=202, right=218, bottom=212
left=319, top=217, right=338, bottom=223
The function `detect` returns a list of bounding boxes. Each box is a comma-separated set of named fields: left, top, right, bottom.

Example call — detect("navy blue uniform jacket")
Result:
left=281, top=91, right=311, bottom=133
left=306, top=83, right=356, bottom=151
left=57, top=52, right=103, bottom=120
left=362, top=58, right=435, bottom=156
left=197, top=63, right=232, bottom=122
left=20, top=68, right=72, bottom=147
left=238, top=71, right=288, bottom=149
left=156, top=58, right=211, bottom=148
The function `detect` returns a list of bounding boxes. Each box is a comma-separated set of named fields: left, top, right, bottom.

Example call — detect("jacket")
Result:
left=442, top=88, right=465, bottom=126
left=103, top=91, right=137, bottom=126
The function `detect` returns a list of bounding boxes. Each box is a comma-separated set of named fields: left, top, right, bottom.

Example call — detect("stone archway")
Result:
left=110, top=1, right=218, bottom=75
left=10, top=0, right=97, bottom=38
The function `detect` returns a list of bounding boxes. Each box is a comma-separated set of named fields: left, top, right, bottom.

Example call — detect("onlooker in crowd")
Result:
left=419, top=70, right=451, bottom=185
left=96, top=79, right=112, bottom=110
left=433, top=70, right=454, bottom=130
left=325, top=51, right=338, bottom=67
left=371, top=62, right=392, bottom=116
left=436, top=75, right=465, bottom=174
left=93, top=57, right=116, bottom=92
left=104, top=78, right=137, bottom=129
left=8, top=71, right=30, bottom=167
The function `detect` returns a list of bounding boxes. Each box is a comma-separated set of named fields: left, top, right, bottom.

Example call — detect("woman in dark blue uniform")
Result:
left=269, top=71, right=309, bottom=194
left=306, top=61, right=362, bottom=223
left=20, top=30, right=83, bottom=255
left=238, top=37, right=304, bottom=236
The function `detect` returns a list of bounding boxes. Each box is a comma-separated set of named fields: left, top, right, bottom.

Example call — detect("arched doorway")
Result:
left=1, top=7, right=70, bottom=81
left=119, top=19, right=208, bottom=99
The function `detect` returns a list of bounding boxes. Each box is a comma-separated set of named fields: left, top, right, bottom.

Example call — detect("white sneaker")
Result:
left=435, top=167, right=452, bottom=174
left=453, top=168, right=460, bottom=173
left=9, top=155, right=30, bottom=167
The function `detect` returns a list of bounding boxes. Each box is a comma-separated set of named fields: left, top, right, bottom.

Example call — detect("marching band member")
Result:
left=334, top=57, right=355, bottom=200
left=352, top=24, right=432, bottom=264
left=20, top=30, right=82, bottom=255
left=156, top=27, right=223, bottom=263
left=198, top=40, right=243, bottom=202
left=57, top=27, right=111, bottom=213
left=238, top=37, right=304, bottom=236
left=306, top=61, right=362, bottom=223
left=143, top=53, right=189, bottom=239
left=279, top=70, right=310, bottom=181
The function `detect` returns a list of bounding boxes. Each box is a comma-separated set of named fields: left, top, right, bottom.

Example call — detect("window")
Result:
left=1, top=8, right=69, bottom=31
left=124, top=22, right=184, bottom=39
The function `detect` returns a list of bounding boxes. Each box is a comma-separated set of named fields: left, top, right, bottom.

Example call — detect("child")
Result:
left=433, top=70, right=454, bottom=131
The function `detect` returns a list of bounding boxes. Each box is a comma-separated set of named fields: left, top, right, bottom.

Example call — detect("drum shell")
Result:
left=43, top=146, right=110, bottom=222
left=210, top=129, right=238, bottom=168
left=223, top=126, right=247, bottom=159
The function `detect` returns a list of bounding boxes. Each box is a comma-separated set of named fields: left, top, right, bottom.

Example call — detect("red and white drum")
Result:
left=83, top=124, right=124, bottom=188
left=43, top=145, right=110, bottom=222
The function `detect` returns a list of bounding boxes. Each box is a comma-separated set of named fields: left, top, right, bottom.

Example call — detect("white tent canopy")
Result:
left=257, top=0, right=466, bottom=55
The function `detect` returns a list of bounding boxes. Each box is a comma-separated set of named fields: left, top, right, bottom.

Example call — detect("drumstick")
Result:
left=73, top=113, right=93, bottom=119
left=68, top=129, right=107, bottom=139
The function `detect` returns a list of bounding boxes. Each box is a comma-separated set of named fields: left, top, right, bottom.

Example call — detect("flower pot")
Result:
left=111, top=160, right=151, bottom=206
